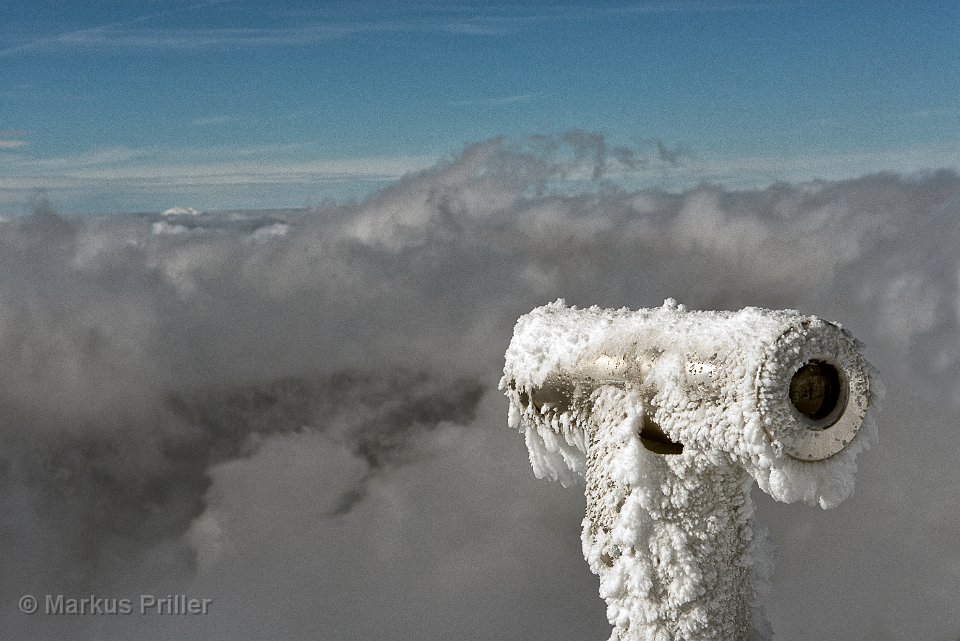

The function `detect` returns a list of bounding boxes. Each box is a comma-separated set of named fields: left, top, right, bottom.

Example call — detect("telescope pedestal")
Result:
left=581, top=386, right=772, bottom=641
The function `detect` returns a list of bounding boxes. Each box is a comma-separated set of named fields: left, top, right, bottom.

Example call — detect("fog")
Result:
left=3, top=136, right=959, bottom=640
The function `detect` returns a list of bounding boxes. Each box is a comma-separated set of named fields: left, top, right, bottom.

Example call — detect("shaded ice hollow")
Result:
left=501, top=299, right=879, bottom=641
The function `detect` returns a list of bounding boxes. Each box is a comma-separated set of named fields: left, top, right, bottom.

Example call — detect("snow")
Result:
left=161, top=206, right=204, bottom=217
left=500, top=299, right=880, bottom=640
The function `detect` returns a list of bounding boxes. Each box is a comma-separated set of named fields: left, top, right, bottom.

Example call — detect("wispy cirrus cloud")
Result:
left=20, top=145, right=146, bottom=168
left=597, top=1, right=768, bottom=15
left=189, top=115, right=238, bottom=127
left=0, top=5, right=528, bottom=57
left=0, top=143, right=435, bottom=212
left=2, top=146, right=430, bottom=185
left=0, top=24, right=386, bottom=56
left=684, top=144, right=960, bottom=188
left=0, top=130, right=29, bottom=150
left=0, top=2, right=769, bottom=56
left=448, top=93, right=540, bottom=107
left=3, top=135, right=959, bottom=214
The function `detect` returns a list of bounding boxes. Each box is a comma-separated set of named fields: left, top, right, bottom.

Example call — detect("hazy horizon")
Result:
left=3, top=1, right=959, bottom=215
left=2, top=2, right=959, bottom=640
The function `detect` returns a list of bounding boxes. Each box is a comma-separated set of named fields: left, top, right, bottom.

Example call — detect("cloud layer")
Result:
left=3, top=137, right=960, bottom=640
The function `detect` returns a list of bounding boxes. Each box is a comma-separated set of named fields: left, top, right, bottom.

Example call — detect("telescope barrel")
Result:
left=502, top=299, right=873, bottom=478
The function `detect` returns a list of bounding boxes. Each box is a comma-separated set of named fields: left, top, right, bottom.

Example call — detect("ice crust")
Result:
left=500, top=299, right=879, bottom=640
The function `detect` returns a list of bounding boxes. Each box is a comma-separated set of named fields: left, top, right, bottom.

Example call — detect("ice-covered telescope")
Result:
left=501, top=299, right=879, bottom=641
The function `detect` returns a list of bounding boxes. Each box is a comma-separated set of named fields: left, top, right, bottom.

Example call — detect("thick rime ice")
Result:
left=583, top=387, right=772, bottom=640
left=501, top=300, right=879, bottom=640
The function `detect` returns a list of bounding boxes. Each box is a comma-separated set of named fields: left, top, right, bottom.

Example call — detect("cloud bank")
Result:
left=3, top=136, right=960, bottom=640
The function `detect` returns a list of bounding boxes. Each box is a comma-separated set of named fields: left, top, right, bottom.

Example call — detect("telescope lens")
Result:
left=789, top=360, right=842, bottom=422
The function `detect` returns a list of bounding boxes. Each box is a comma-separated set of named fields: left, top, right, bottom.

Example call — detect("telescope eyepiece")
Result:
left=789, top=360, right=844, bottom=424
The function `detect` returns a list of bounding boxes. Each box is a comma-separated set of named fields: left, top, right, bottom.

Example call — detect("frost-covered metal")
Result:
left=500, top=299, right=879, bottom=641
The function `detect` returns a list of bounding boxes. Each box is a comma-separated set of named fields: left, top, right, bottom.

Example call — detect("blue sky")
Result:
left=1, top=0, right=958, bottom=215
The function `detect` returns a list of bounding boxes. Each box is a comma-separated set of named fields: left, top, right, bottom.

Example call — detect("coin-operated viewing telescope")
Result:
left=501, top=299, right=879, bottom=641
